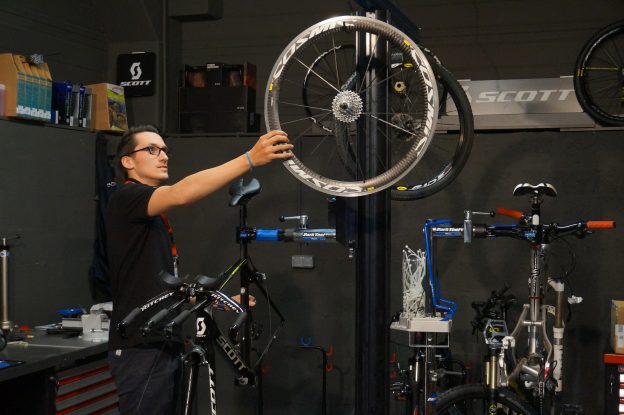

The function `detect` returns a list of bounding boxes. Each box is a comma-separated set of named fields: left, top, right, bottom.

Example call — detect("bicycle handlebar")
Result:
left=587, top=220, right=616, bottom=229
left=118, top=269, right=248, bottom=339
left=432, top=219, right=616, bottom=243
left=495, top=207, right=524, bottom=220
left=118, top=307, right=141, bottom=335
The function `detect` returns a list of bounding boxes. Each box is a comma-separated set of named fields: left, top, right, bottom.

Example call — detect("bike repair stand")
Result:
left=230, top=178, right=287, bottom=415
left=391, top=305, right=452, bottom=414
left=1, top=235, right=20, bottom=339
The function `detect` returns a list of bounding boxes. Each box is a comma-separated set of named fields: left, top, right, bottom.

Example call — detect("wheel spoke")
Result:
left=358, top=33, right=382, bottom=94
left=369, top=114, right=420, bottom=139
left=311, top=43, right=340, bottom=90
left=280, top=111, right=333, bottom=127
left=359, top=67, right=411, bottom=96
left=295, top=57, right=341, bottom=94
left=278, top=99, right=333, bottom=113
left=331, top=35, right=342, bottom=88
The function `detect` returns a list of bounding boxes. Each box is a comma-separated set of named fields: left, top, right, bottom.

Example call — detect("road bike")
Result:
left=573, top=19, right=624, bottom=126
left=426, top=183, right=615, bottom=414
left=117, top=178, right=335, bottom=415
left=265, top=0, right=473, bottom=199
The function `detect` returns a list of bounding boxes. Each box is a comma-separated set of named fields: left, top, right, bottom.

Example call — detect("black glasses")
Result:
left=125, top=145, right=170, bottom=157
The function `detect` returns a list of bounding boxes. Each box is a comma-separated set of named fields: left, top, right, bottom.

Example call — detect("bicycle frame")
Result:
left=118, top=260, right=257, bottom=415
left=431, top=221, right=584, bottom=399
left=430, top=183, right=615, bottom=412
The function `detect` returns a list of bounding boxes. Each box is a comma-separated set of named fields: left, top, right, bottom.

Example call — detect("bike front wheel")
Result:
left=265, top=15, right=438, bottom=197
left=573, top=20, right=624, bottom=126
left=435, top=384, right=536, bottom=415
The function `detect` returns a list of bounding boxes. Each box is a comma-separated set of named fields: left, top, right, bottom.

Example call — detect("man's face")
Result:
left=122, top=131, right=169, bottom=186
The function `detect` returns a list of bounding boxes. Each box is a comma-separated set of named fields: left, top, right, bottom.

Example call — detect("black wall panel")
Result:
left=0, top=120, right=100, bottom=326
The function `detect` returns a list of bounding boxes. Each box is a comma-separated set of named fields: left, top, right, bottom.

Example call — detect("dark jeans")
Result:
left=108, top=344, right=182, bottom=415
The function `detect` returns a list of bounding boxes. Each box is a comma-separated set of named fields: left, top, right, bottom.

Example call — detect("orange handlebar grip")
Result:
left=496, top=207, right=523, bottom=219
left=587, top=220, right=616, bottom=229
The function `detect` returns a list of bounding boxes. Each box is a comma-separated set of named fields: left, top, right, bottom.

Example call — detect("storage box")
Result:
left=0, top=53, right=52, bottom=121
left=179, top=86, right=256, bottom=112
left=86, top=83, right=128, bottom=132
left=611, top=300, right=624, bottom=353
left=184, top=62, right=256, bottom=89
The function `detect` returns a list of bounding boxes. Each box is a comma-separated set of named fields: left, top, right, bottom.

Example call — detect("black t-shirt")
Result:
left=106, top=181, right=179, bottom=350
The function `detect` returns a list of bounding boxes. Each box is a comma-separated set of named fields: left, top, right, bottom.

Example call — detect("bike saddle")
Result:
left=512, top=182, right=557, bottom=198
left=229, top=178, right=262, bottom=207
left=159, top=270, right=189, bottom=288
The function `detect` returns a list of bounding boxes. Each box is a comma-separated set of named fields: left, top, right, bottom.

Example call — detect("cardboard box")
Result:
left=86, top=83, right=128, bottom=132
left=0, top=53, right=52, bottom=121
left=611, top=300, right=624, bottom=353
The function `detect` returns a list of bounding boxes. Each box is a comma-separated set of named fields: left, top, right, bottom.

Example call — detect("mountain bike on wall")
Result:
left=428, top=183, right=615, bottom=414
left=265, top=1, right=473, bottom=199
left=573, top=19, right=624, bottom=126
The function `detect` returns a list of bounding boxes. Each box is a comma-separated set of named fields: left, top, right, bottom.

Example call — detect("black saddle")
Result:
left=229, top=178, right=262, bottom=207
left=513, top=182, right=557, bottom=198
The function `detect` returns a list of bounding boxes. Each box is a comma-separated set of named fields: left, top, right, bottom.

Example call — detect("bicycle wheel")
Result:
left=301, top=45, right=474, bottom=201
left=435, top=384, right=536, bottom=415
left=573, top=20, right=624, bottom=126
left=265, top=16, right=438, bottom=197
left=391, top=54, right=474, bottom=200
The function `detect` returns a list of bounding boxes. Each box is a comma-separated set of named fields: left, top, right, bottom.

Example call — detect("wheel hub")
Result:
left=332, top=91, right=363, bottom=123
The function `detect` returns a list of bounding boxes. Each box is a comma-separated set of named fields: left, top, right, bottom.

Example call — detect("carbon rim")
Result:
left=265, top=16, right=438, bottom=197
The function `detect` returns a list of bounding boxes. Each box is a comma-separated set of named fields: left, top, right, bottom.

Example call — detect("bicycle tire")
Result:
left=391, top=54, right=474, bottom=200
left=573, top=20, right=624, bottom=126
left=435, top=384, right=536, bottom=415
left=301, top=45, right=474, bottom=201
left=265, top=15, right=438, bottom=197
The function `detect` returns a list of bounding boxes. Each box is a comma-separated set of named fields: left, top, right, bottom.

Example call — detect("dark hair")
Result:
left=116, top=125, right=161, bottom=178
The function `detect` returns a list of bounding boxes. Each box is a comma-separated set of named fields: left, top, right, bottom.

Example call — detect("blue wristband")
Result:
left=245, top=151, right=254, bottom=170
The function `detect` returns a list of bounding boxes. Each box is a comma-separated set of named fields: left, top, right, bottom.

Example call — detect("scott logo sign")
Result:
left=196, top=317, right=207, bottom=336
left=130, top=62, right=142, bottom=80
left=121, top=61, right=152, bottom=87
left=117, top=52, right=156, bottom=96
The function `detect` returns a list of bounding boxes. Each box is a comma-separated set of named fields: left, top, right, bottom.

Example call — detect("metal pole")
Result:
left=355, top=10, right=390, bottom=415
left=1, top=237, right=14, bottom=332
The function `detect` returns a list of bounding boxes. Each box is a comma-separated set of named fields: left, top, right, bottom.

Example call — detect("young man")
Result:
left=106, top=125, right=292, bottom=414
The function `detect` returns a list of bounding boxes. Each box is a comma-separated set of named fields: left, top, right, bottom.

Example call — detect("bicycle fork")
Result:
left=182, top=342, right=216, bottom=415
left=549, top=278, right=566, bottom=394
